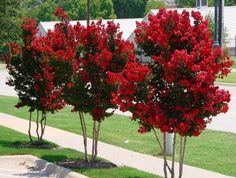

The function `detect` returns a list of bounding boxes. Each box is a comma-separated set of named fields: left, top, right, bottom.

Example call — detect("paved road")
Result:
left=0, top=71, right=17, bottom=97
left=1, top=71, right=236, bottom=133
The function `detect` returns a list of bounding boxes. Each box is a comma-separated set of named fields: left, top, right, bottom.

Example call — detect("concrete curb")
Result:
left=0, top=155, right=89, bottom=178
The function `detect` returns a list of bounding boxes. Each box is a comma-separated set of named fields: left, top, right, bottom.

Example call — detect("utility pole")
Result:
left=213, top=0, right=220, bottom=48
left=218, top=0, right=224, bottom=48
left=87, top=0, right=90, bottom=27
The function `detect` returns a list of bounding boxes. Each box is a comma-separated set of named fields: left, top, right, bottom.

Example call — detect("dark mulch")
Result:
left=14, top=141, right=58, bottom=149
left=58, top=159, right=117, bottom=169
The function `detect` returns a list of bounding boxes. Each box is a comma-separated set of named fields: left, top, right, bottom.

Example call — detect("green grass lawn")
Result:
left=0, top=95, right=236, bottom=177
left=216, top=72, right=236, bottom=83
left=0, top=125, right=158, bottom=178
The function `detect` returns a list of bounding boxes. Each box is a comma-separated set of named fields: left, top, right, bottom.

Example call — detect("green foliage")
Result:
left=208, top=0, right=214, bottom=6
left=59, top=0, right=116, bottom=20
left=145, top=0, right=165, bottom=14
left=26, top=1, right=59, bottom=21
left=0, top=0, right=117, bottom=61
left=112, top=0, right=148, bottom=18
left=0, top=0, right=24, bottom=61
left=225, top=0, right=236, bottom=6
left=175, top=0, right=195, bottom=7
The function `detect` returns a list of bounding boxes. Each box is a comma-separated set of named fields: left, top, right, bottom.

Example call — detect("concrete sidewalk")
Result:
left=0, top=155, right=88, bottom=178
left=0, top=113, right=233, bottom=178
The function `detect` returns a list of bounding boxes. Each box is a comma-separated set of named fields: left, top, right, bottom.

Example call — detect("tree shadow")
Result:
left=41, top=155, right=68, bottom=163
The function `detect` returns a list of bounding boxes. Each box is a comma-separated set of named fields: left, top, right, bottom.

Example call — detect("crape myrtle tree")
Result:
left=107, top=9, right=232, bottom=178
left=55, top=8, right=136, bottom=161
left=4, top=16, right=69, bottom=144
left=38, top=6, right=132, bottom=162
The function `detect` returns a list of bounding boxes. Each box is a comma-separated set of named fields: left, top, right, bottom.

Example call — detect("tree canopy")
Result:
left=112, top=0, right=148, bottom=18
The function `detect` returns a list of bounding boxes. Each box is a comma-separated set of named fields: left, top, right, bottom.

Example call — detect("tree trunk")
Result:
left=36, top=110, right=40, bottom=143
left=92, top=120, right=101, bottom=161
left=39, top=112, right=47, bottom=143
left=179, top=136, right=187, bottom=178
left=171, top=133, right=177, bottom=178
left=28, top=111, right=33, bottom=144
left=79, top=111, right=89, bottom=162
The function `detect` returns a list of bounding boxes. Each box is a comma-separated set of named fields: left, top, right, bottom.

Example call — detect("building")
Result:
left=37, top=6, right=236, bottom=56
left=37, top=18, right=142, bottom=41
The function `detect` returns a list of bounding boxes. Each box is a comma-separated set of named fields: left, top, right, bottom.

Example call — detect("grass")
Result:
left=216, top=72, right=236, bottom=83
left=0, top=96, right=236, bottom=177
left=0, top=125, right=159, bottom=178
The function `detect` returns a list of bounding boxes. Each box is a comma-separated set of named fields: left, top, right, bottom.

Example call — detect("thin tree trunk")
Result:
left=171, top=133, right=177, bottom=178
left=92, top=120, right=101, bottom=161
left=152, top=128, right=172, bottom=177
left=179, top=136, right=183, bottom=178
left=36, top=110, right=40, bottom=143
left=39, top=112, right=47, bottom=143
left=79, top=111, right=89, bottom=162
left=92, top=121, right=96, bottom=160
left=163, top=133, right=168, bottom=178
left=28, top=111, right=33, bottom=144
left=179, top=136, right=187, bottom=178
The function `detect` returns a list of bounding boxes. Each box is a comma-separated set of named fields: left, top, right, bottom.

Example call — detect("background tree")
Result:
left=225, top=0, right=236, bottom=6
left=0, top=0, right=24, bottom=61
left=112, top=0, right=148, bottom=18
left=145, top=0, right=165, bottom=14
left=59, top=0, right=116, bottom=20
left=25, top=1, right=59, bottom=21
left=175, top=0, right=195, bottom=7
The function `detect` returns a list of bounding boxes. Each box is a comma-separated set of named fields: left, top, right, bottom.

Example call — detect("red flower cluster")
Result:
left=54, top=6, right=69, bottom=24
left=110, top=9, right=232, bottom=137
left=5, top=11, right=71, bottom=113
left=63, top=19, right=137, bottom=122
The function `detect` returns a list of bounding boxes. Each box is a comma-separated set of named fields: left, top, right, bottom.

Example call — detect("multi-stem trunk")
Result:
left=92, top=120, right=101, bottom=161
left=153, top=129, right=172, bottom=178
left=39, top=112, right=47, bottom=143
left=153, top=128, right=187, bottom=178
left=79, top=111, right=89, bottom=162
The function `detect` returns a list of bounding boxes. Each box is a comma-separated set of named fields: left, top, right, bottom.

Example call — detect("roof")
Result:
left=37, top=18, right=143, bottom=41
left=37, top=6, right=236, bottom=48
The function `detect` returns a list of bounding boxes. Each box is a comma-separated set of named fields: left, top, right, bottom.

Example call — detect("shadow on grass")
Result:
left=41, top=155, right=68, bottom=163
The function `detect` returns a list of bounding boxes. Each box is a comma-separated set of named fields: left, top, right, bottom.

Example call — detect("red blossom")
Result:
left=110, top=8, right=232, bottom=137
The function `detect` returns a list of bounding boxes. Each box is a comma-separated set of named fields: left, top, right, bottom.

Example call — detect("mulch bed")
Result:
left=58, top=159, right=117, bottom=169
left=14, top=141, right=58, bottom=149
